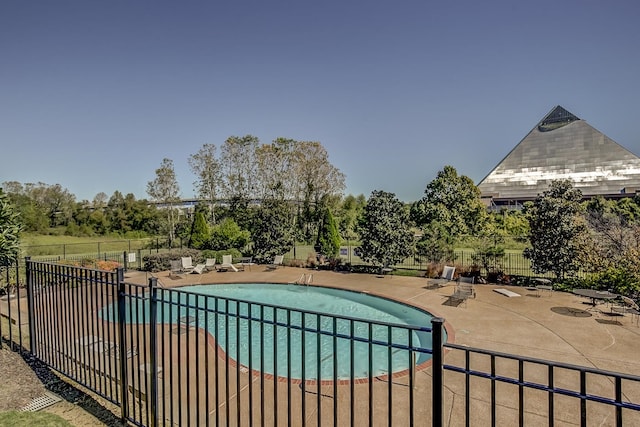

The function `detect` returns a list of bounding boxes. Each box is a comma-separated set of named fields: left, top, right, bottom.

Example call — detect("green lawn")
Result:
left=0, top=411, right=72, bottom=426
left=21, top=234, right=156, bottom=257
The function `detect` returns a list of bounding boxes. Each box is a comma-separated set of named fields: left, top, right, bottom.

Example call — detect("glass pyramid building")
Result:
left=478, top=106, right=640, bottom=205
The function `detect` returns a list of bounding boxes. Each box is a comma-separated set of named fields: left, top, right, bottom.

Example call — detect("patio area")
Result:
left=128, top=266, right=640, bottom=377
left=4, top=265, right=640, bottom=425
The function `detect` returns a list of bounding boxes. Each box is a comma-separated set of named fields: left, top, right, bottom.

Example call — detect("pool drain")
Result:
left=19, top=392, right=62, bottom=412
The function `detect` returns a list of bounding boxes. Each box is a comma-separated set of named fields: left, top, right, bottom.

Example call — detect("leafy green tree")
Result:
left=523, top=180, right=586, bottom=280
left=0, top=190, right=22, bottom=266
left=189, top=210, right=210, bottom=249
left=415, top=221, right=455, bottom=263
left=251, top=199, right=294, bottom=263
left=292, top=141, right=346, bottom=243
left=316, top=207, right=341, bottom=258
left=2, top=181, right=71, bottom=231
left=491, top=209, right=529, bottom=241
left=611, top=197, right=640, bottom=224
left=411, top=165, right=488, bottom=238
left=209, top=217, right=250, bottom=251
left=335, top=194, right=366, bottom=242
left=356, top=190, right=414, bottom=269
left=580, top=196, right=640, bottom=295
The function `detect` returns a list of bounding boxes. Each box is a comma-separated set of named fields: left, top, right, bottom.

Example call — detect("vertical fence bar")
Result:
left=26, top=257, right=35, bottom=353
left=116, top=268, right=129, bottom=424
left=465, top=349, right=470, bottom=427
left=235, top=301, right=241, bottom=427
left=615, top=376, right=622, bottom=427
left=6, top=264, right=14, bottom=350
left=548, top=365, right=554, bottom=427
left=431, top=317, right=444, bottom=427
left=387, top=324, right=392, bottom=426
left=491, top=355, right=496, bottom=425
left=334, top=317, right=339, bottom=426
left=15, top=258, right=23, bottom=350
left=519, top=359, right=524, bottom=427
left=350, top=320, right=355, bottom=427
left=368, top=322, right=373, bottom=427
left=301, top=311, right=306, bottom=427
left=148, top=277, right=159, bottom=427
left=580, top=370, right=587, bottom=427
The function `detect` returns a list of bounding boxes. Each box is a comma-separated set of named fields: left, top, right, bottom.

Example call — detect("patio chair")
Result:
left=611, top=296, right=640, bottom=325
left=432, top=265, right=456, bottom=287
left=204, top=258, right=216, bottom=272
left=458, top=275, right=475, bottom=284
left=191, top=264, right=206, bottom=274
left=267, top=255, right=284, bottom=270
left=181, top=256, right=195, bottom=272
left=170, top=260, right=182, bottom=276
left=450, top=279, right=475, bottom=307
left=217, top=254, right=239, bottom=272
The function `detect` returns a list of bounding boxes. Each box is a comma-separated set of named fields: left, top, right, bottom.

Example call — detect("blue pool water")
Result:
left=103, top=283, right=443, bottom=380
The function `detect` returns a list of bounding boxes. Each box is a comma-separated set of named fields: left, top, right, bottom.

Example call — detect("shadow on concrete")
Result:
left=550, top=306, right=592, bottom=317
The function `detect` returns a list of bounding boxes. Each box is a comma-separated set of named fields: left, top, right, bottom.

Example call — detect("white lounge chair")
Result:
left=192, top=264, right=206, bottom=274
left=217, top=254, right=239, bottom=272
left=204, top=258, right=216, bottom=271
left=267, top=255, right=284, bottom=270
left=181, top=256, right=195, bottom=272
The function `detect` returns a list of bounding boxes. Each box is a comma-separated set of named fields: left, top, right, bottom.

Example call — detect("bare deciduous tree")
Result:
left=147, top=158, right=181, bottom=247
left=220, top=135, right=260, bottom=202
left=189, top=143, right=221, bottom=224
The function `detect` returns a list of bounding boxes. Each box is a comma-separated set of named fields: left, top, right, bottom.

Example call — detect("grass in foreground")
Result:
left=0, top=411, right=72, bottom=426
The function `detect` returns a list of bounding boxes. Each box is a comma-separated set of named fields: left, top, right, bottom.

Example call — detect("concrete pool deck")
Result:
left=116, top=266, right=640, bottom=425
left=131, top=266, right=640, bottom=376
left=6, top=265, right=635, bottom=425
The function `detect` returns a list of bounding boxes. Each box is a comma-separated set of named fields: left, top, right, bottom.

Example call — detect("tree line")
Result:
left=3, top=151, right=640, bottom=297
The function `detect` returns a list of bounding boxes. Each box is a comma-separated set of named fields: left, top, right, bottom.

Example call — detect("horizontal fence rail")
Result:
left=0, top=260, right=635, bottom=426
left=442, top=343, right=640, bottom=427
left=24, top=260, right=443, bottom=426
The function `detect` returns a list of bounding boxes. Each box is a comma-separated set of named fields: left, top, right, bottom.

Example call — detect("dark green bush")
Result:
left=142, top=249, right=201, bottom=272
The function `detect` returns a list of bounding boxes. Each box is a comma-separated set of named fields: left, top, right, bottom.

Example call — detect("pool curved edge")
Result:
left=168, top=279, right=456, bottom=386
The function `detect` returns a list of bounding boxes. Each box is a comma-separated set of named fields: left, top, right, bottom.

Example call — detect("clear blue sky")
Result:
left=2, top=0, right=639, bottom=202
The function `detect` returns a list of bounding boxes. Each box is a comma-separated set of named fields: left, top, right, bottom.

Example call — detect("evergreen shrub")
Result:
left=142, top=248, right=201, bottom=272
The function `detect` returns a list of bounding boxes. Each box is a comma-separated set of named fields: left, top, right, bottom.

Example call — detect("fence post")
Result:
left=26, top=257, right=35, bottom=354
left=116, top=268, right=129, bottom=424
left=431, top=317, right=445, bottom=427
left=123, top=251, right=128, bottom=272
left=15, top=257, right=23, bottom=350
left=148, top=277, right=159, bottom=427
left=5, top=262, right=14, bottom=351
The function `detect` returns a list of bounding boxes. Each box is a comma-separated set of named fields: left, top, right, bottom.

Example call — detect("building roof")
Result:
left=477, top=106, right=640, bottom=202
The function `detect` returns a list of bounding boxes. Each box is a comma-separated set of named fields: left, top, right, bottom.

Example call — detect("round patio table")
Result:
left=573, top=289, right=619, bottom=307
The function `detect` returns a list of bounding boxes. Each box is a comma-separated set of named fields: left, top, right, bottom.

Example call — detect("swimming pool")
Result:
left=105, top=283, right=444, bottom=380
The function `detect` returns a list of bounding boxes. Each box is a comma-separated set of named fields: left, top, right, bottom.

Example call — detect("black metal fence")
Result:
left=0, top=260, right=637, bottom=426
left=442, top=344, right=640, bottom=426
left=22, top=239, right=558, bottom=280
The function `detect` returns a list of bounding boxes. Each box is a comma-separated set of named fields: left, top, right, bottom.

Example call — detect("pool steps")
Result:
left=292, top=273, right=313, bottom=285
